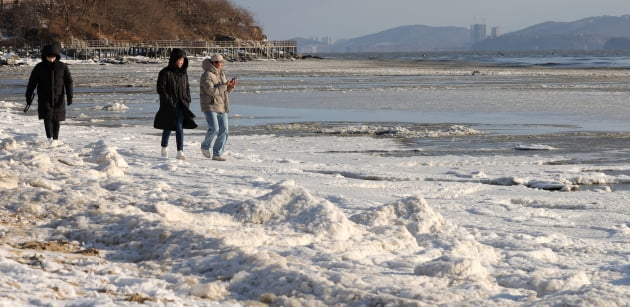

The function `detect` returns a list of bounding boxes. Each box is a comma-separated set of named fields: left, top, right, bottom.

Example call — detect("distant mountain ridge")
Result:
left=296, top=15, right=630, bottom=53
left=474, top=15, right=630, bottom=50
left=297, top=25, right=469, bottom=53
left=513, top=15, right=630, bottom=37
left=330, top=25, right=470, bottom=52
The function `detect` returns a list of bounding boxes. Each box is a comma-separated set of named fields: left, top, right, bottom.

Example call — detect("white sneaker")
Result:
left=212, top=155, right=226, bottom=161
left=161, top=147, right=168, bottom=158
left=201, top=148, right=212, bottom=158
left=176, top=151, right=186, bottom=160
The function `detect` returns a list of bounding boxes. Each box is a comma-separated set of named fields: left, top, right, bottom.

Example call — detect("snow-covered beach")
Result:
left=1, top=55, right=630, bottom=306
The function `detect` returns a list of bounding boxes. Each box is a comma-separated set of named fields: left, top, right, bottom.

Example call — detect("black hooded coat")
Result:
left=25, top=44, right=73, bottom=121
left=154, top=48, right=197, bottom=130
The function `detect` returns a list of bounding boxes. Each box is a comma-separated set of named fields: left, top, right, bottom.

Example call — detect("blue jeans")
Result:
left=201, top=111, right=228, bottom=156
left=161, top=107, right=184, bottom=151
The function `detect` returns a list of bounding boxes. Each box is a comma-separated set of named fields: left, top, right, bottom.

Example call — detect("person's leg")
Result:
left=175, top=107, right=184, bottom=152
left=161, top=130, right=170, bottom=148
left=160, top=130, right=170, bottom=157
left=201, top=111, right=219, bottom=150
left=51, top=120, right=60, bottom=140
left=43, top=119, right=53, bottom=139
left=213, top=113, right=229, bottom=156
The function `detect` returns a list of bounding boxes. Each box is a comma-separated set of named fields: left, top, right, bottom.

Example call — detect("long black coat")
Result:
left=26, top=54, right=73, bottom=121
left=154, top=50, right=197, bottom=131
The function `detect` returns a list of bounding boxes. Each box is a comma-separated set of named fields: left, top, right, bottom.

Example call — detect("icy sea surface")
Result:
left=3, top=54, right=630, bottom=165
left=1, top=54, right=630, bottom=305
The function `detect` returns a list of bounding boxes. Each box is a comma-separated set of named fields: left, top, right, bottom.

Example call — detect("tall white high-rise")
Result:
left=471, top=23, right=487, bottom=43
left=491, top=26, right=500, bottom=38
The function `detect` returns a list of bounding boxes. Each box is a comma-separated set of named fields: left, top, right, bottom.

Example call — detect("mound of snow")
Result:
left=222, top=180, right=359, bottom=241
left=101, top=101, right=129, bottom=111
left=83, top=140, right=128, bottom=177
left=350, top=196, right=448, bottom=234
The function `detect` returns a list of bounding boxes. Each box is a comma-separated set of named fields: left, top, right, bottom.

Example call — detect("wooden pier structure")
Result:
left=62, top=39, right=298, bottom=60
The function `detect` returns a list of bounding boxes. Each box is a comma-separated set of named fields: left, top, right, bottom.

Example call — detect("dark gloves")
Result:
left=67, top=99, right=72, bottom=106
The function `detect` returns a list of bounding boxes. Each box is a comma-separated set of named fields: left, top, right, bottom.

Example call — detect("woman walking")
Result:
left=25, top=44, right=73, bottom=143
left=199, top=54, right=237, bottom=161
left=154, top=48, right=197, bottom=160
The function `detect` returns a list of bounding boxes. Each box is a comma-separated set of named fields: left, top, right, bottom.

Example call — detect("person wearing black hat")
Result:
left=25, top=43, right=73, bottom=143
left=154, top=48, right=197, bottom=160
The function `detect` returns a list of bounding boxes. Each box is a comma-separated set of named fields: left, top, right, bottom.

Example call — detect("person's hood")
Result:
left=202, top=58, right=216, bottom=72
left=41, top=44, right=60, bottom=62
left=168, top=48, right=188, bottom=71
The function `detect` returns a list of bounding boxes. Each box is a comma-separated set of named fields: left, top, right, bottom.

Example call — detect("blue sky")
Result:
left=230, top=0, right=630, bottom=40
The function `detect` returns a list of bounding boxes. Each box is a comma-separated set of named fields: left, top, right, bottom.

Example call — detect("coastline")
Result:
left=3, top=56, right=630, bottom=126
left=1, top=54, right=630, bottom=305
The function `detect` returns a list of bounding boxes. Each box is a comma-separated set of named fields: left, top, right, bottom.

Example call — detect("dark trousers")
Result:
left=160, top=107, right=184, bottom=151
left=44, top=119, right=60, bottom=140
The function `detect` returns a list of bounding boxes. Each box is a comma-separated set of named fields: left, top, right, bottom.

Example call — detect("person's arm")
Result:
left=157, top=70, right=175, bottom=107
left=205, top=73, right=228, bottom=97
left=200, top=72, right=218, bottom=96
left=64, top=64, right=73, bottom=105
left=25, top=65, right=38, bottom=104
left=184, top=74, right=191, bottom=104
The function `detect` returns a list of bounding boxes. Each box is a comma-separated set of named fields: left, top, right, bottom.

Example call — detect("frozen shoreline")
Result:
left=1, top=57, right=630, bottom=305
left=1, top=107, right=630, bottom=305
left=3, top=57, right=630, bottom=132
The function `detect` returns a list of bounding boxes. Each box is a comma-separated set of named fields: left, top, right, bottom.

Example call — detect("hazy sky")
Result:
left=229, top=0, right=630, bottom=40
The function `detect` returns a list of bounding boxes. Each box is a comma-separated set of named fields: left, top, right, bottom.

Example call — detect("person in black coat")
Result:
left=25, top=44, right=73, bottom=141
left=154, top=48, right=197, bottom=160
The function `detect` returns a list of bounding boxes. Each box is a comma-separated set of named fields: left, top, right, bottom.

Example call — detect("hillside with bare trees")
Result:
left=0, top=0, right=265, bottom=45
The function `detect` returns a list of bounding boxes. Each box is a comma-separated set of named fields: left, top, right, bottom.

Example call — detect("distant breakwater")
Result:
left=2, top=39, right=299, bottom=61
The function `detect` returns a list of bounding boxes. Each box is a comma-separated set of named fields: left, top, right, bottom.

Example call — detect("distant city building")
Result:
left=318, top=36, right=334, bottom=45
left=491, top=26, right=500, bottom=38
left=309, top=36, right=334, bottom=45
left=471, top=23, right=487, bottom=43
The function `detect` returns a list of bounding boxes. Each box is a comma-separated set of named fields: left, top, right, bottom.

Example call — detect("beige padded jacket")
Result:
left=199, top=58, right=233, bottom=113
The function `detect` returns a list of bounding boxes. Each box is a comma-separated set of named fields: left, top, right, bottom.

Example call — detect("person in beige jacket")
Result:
left=199, top=54, right=237, bottom=161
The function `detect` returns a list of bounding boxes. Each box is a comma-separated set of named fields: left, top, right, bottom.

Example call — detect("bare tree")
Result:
left=1, top=0, right=266, bottom=44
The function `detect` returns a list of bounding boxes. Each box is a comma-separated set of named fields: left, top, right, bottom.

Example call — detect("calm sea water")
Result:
left=317, top=50, right=630, bottom=68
